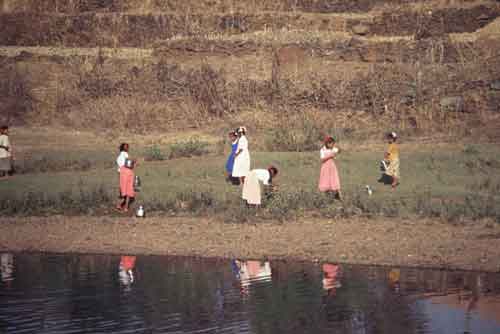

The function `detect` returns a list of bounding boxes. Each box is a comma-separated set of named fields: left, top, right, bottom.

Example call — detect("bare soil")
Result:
left=1, top=216, right=499, bottom=272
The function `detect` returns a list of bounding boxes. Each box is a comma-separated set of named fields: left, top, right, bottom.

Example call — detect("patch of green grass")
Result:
left=14, top=148, right=115, bottom=174
left=1, top=144, right=500, bottom=222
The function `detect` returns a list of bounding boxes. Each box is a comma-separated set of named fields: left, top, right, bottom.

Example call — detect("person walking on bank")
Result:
left=232, top=126, right=251, bottom=185
left=225, top=130, right=239, bottom=185
left=242, top=166, right=278, bottom=206
left=383, top=132, right=400, bottom=188
left=318, top=136, right=341, bottom=199
left=0, top=125, right=13, bottom=179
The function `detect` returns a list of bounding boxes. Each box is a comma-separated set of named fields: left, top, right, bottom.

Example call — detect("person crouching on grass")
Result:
left=383, top=132, right=400, bottom=188
left=116, top=158, right=137, bottom=212
left=242, top=166, right=278, bottom=206
left=0, top=125, right=14, bottom=180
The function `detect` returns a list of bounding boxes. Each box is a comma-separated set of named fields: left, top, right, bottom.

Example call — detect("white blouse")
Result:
left=116, top=151, right=129, bottom=172
left=237, top=135, right=248, bottom=151
left=320, top=146, right=335, bottom=159
left=254, top=169, right=271, bottom=185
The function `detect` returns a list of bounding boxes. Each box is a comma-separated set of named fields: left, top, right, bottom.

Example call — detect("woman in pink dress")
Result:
left=318, top=136, right=341, bottom=199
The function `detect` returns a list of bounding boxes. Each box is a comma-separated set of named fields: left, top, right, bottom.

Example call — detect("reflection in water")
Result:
left=0, top=253, right=14, bottom=284
left=322, top=263, right=341, bottom=295
left=0, top=253, right=499, bottom=334
left=118, top=255, right=136, bottom=288
left=388, top=268, right=401, bottom=293
left=232, top=260, right=272, bottom=296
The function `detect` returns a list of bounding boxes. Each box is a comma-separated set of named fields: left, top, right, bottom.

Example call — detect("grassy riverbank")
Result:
left=1, top=129, right=500, bottom=223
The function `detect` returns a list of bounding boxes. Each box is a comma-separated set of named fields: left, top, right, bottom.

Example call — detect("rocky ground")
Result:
left=1, top=216, right=499, bottom=272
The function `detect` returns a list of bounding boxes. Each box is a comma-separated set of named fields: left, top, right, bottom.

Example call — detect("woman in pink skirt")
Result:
left=318, top=136, right=341, bottom=199
left=116, top=159, right=136, bottom=212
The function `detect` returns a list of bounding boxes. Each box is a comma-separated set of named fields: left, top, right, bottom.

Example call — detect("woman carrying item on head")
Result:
left=242, top=166, right=278, bottom=206
left=225, top=131, right=240, bottom=185
left=384, top=132, right=400, bottom=188
left=318, top=136, right=341, bottom=199
left=232, top=126, right=251, bottom=184
left=116, top=158, right=136, bottom=212
left=0, top=125, right=13, bottom=179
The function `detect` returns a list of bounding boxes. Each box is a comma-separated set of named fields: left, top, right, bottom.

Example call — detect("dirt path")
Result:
left=1, top=216, right=499, bottom=272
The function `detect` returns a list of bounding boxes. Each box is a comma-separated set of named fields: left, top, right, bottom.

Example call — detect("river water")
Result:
left=1, top=252, right=499, bottom=334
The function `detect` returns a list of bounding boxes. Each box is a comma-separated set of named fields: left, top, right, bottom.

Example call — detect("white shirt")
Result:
left=320, top=146, right=338, bottom=159
left=0, top=135, right=10, bottom=159
left=254, top=169, right=271, bottom=185
left=116, top=151, right=129, bottom=172
left=237, top=135, right=248, bottom=151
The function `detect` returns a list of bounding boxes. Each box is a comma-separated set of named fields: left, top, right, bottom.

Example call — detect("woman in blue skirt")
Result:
left=225, top=130, right=240, bottom=185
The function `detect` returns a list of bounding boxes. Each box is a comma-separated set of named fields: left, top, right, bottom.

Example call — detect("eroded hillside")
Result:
left=1, top=0, right=499, bottom=140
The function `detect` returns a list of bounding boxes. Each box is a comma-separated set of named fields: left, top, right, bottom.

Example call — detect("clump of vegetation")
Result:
left=0, top=184, right=112, bottom=216
left=2, top=184, right=500, bottom=224
left=144, top=145, right=165, bottom=161
left=463, top=145, right=479, bottom=155
left=167, top=138, right=210, bottom=159
left=265, top=114, right=322, bottom=152
left=0, top=65, right=33, bottom=124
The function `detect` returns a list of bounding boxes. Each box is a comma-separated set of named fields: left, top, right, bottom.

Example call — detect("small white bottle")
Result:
left=365, top=185, right=373, bottom=196
left=136, top=205, right=145, bottom=218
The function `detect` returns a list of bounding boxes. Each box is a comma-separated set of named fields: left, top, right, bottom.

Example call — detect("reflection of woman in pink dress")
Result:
left=322, top=263, right=341, bottom=296
left=119, top=255, right=137, bottom=286
left=318, top=136, right=341, bottom=199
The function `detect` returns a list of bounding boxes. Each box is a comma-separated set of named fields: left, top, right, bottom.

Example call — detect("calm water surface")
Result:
left=1, top=252, right=500, bottom=334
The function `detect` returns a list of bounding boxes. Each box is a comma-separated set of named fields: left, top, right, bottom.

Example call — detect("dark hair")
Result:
left=324, top=136, right=335, bottom=145
left=236, top=127, right=246, bottom=135
left=386, top=132, right=397, bottom=141
left=119, top=143, right=129, bottom=152
left=268, top=166, right=278, bottom=183
left=0, top=125, right=8, bottom=131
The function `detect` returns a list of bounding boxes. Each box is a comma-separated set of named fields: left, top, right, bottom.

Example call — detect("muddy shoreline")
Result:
left=1, top=216, right=499, bottom=272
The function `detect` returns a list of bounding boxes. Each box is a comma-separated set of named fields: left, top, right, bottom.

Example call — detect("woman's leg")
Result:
left=123, top=197, right=130, bottom=211
left=391, top=176, right=399, bottom=188
left=334, top=190, right=342, bottom=200
left=116, top=197, right=125, bottom=210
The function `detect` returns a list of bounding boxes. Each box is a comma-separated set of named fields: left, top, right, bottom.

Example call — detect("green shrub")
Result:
left=265, top=115, right=321, bottom=152
left=167, top=138, right=210, bottom=159
left=463, top=145, right=479, bottom=155
left=144, top=145, right=165, bottom=161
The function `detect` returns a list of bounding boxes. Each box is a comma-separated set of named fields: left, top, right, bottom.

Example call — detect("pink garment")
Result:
left=322, top=263, right=340, bottom=292
left=318, top=152, right=341, bottom=192
left=120, top=256, right=136, bottom=271
left=120, top=167, right=135, bottom=197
